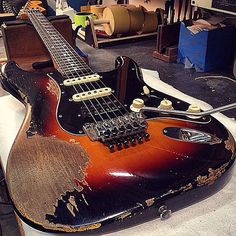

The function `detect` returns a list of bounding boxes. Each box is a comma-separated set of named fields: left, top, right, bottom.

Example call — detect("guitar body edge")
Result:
left=1, top=58, right=236, bottom=233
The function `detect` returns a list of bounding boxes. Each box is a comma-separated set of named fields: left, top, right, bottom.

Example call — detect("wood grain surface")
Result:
left=7, top=105, right=91, bottom=230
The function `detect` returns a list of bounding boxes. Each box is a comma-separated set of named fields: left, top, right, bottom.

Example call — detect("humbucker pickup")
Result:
left=63, top=74, right=100, bottom=86
left=72, top=87, right=112, bottom=102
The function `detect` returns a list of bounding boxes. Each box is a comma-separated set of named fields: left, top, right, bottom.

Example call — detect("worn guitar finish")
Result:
left=1, top=9, right=236, bottom=234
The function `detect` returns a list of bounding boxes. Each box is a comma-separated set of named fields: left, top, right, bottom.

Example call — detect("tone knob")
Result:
left=130, top=98, right=144, bottom=112
left=187, top=104, right=201, bottom=119
left=158, top=99, right=173, bottom=110
left=187, top=104, right=201, bottom=113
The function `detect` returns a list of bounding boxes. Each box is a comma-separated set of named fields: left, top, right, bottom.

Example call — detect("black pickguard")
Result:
left=1, top=57, right=210, bottom=138
left=49, top=57, right=210, bottom=136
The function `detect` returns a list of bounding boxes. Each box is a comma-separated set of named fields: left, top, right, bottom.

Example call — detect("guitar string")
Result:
left=30, top=11, right=119, bottom=121
left=32, top=11, right=128, bottom=122
left=33, top=10, right=129, bottom=116
left=28, top=10, right=101, bottom=123
left=28, top=12, right=102, bottom=123
left=33, top=12, right=93, bottom=74
left=33, top=12, right=92, bottom=73
left=33, top=11, right=129, bottom=117
left=33, top=11, right=123, bottom=118
left=36, top=13, right=93, bottom=73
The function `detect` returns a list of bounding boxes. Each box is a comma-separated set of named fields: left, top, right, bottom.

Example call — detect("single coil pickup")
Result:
left=63, top=74, right=100, bottom=86
left=72, top=87, right=112, bottom=102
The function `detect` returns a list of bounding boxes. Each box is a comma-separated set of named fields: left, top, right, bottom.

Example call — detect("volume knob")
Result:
left=158, top=99, right=173, bottom=110
left=130, top=98, right=144, bottom=112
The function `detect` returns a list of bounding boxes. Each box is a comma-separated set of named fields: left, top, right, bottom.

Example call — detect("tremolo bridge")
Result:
left=83, top=113, right=149, bottom=152
left=59, top=72, right=151, bottom=151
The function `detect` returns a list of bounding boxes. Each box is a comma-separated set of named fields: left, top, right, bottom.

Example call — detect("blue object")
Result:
left=178, top=22, right=235, bottom=72
left=67, top=0, right=88, bottom=12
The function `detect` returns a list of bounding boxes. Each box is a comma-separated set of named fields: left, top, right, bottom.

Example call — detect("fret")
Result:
left=27, top=10, right=93, bottom=76
left=62, top=67, right=92, bottom=71
left=62, top=66, right=91, bottom=70
left=25, top=10, right=131, bottom=128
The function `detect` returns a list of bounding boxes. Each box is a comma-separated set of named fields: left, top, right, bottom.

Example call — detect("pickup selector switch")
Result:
left=143, top=86, right=150, bottom=95
left=130, top=98, right=145, bottom=112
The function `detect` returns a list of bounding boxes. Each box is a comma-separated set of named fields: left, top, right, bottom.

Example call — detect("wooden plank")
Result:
left=96, top=32, right=158, bottom=48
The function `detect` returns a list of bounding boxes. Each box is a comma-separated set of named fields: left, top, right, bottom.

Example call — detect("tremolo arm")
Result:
left=140, top=103, right=236, bottom=117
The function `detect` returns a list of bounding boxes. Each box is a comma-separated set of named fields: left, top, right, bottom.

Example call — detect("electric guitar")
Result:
left=1, top=7, right=236, bottom=234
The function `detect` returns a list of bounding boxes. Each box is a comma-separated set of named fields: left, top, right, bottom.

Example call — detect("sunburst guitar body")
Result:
left=0, top=7, right=235, bottom=234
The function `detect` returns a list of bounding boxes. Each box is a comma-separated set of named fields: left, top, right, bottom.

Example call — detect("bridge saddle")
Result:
left=83, top=113, right=149, bottom=152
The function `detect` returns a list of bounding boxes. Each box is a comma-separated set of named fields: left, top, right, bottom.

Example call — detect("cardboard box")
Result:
left=178, top=22, right=235, bottom=72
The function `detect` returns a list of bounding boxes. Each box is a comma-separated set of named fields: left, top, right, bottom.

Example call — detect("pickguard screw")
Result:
left=61, top=91, right=65, bottom=94
left=79, top=130, right=83, bottom=134
left=58, top=115, right=62, bottom=118
left=158, top=205, right=171, bottom=220
left=78, top=114, right=81, bottom=117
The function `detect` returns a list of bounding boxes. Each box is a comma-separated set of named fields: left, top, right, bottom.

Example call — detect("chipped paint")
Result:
left=145, top=198, right=155, bottom=207
left=45, top=221, right=101, bottom=232
left=225, top=134, right=235, bottom=155
left=117, top=212, right=132, bottom=220
left=68, top=196, right=79, bottom=211
left=66, top=203, right=76, bottom=217
left=196, top=163, right=229, bottom=186
left=73, top=178, right=84, bottom=191
left=18, top=203, right=101, bottom=232
left=180, top=183, right=193, bottom=191
left=166, top=183, right=193, bottom=196
left=74, top=223, right=102, bottom=232
left=46, top=80, right=59, bottom=99
left=81, top=194, right=89, bottom=206
left=69, top=138, right=80, bottom=144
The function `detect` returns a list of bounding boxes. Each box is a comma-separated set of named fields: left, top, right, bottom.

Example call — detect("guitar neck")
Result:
left=27, top=10, right=93, bottom=76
